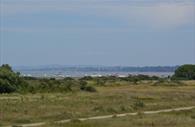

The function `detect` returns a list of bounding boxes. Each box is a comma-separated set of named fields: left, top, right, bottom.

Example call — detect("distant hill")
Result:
left=14, top=65, right=179, bottom=72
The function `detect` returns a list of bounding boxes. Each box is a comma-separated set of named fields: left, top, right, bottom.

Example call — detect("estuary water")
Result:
left=16, top=69, right=174, bottom=78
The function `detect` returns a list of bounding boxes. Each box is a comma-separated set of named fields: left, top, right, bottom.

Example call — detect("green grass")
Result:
left=0, top=81, right=195, bottom=126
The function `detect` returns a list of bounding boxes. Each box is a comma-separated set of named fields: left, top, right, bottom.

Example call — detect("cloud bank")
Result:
left=1, top=0, right=195, bottom=30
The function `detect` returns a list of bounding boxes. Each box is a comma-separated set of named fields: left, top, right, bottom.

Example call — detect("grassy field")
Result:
left=0, top=81, right=195, bottom=127
left=44, top=109, right=195, bottom=127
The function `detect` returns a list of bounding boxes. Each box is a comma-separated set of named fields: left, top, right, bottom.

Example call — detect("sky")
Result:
left=0, top=0, right=195, bottom=66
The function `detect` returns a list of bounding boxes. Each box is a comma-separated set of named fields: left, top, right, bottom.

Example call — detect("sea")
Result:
left=15, top=69, right=174, bottom=78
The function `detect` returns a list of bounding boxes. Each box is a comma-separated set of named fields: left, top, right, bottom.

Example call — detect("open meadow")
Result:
left=0, top=80, right=195, bottom=127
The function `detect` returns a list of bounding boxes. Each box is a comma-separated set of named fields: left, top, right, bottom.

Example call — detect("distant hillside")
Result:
left=14, top=65, right=179, bottom=72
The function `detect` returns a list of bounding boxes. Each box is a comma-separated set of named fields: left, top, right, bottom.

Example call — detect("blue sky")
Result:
left=0, top=0, right=195, bottom=66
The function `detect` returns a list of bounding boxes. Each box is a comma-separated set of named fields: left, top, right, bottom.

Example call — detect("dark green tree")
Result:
left=0, top=64, right=27, bottom=93
left=173, top=64, right=195, bottom=80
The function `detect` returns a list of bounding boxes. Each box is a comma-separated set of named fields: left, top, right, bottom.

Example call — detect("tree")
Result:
left=1, top=64, right=12, bottom=71
left=0, top=64, right=27, bottom=93
left=173, top=64, right=195, bottom=80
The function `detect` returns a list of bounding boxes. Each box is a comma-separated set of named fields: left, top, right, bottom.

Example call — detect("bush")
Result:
left=84, top=86, right=97, bottom=92
left=95, top=78, right=106, bottom=86
left=79, top=80, right=96, bottom=92
left=124, top=74, right=159, bottom=84
left=80, top=80, right=87, bottom=90
left=0, top=79, right=16, bottom=93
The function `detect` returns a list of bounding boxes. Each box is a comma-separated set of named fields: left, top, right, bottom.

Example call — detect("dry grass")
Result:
left=0, top=81, right=195, bottom=126
left=44, top=109, right=195, bottom=127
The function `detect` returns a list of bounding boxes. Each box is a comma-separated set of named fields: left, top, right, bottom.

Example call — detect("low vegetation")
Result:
left=0, top=64, right=195, bottom=94
left=0, top=64, right=195, bottom=126
left=153, top=79, right=184, bottom=86
left=45, top=109, right=195, bottom=127
left=0, top=64, right=97, bottom=93
left=0, top=81, right=195, bottom=126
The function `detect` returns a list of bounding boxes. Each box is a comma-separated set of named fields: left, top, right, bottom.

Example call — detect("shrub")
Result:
left=80, top=80, right=87, bottom=90
left=79, top=80, right=96, bottom=92
left=84, top=86, right=97, bottom=92
left=0, top=79, right=16, bottom=93
left=95, top=78, right=106, bottom=86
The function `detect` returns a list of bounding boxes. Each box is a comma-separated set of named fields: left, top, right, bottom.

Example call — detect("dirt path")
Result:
left=0, top=97, right=20, bottom=100
left=6, top=106, right=195, bottom=127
